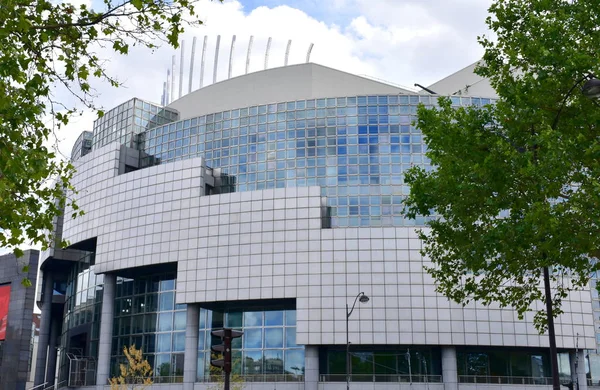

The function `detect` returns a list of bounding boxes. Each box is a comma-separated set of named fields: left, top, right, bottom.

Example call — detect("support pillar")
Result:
left=34, top=271, right=53, bottom=386
left=578, top=350, right=589, bottom=390
left=96, top=273, right=116, bottom=388
left=304, top=345, right=319, bottom=390
left=442, top=346, right=458, bottom=390
left=45, top=316, right=60, bottom=387
left=184, top=304, right=200, bottom=390
left=571, top=350, right=588, bottom=390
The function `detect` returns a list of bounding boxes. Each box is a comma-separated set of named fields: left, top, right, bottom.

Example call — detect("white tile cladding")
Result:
left=60, top=143, right=596, bottom=350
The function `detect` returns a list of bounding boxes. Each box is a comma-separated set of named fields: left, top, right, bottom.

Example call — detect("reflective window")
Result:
left=198, top=307, right=304, bottom=381
left=323, top=346, right=441, bottom=383
left=111, top=273, right=185, bottom=381
left=140, top=95, right=496, bottom=227
left=58, top=253, right=103, bottom=384
left=456, top=347, right=551, bottom=382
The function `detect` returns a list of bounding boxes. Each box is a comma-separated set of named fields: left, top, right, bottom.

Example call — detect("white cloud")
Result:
left=61, top=0, right=92, bottom=10
left=52, top=0, right=493, bottom=155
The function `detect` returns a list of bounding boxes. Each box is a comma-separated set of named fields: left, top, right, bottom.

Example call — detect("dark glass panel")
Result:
left=352, top=352, right=374, bottom=381
left=328, top=351, right=346, bottom=374
left=227, top=312, right=243, bottom=328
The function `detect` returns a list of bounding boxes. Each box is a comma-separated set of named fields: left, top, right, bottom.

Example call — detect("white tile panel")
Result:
left=61, top=148, right=597, bottom=351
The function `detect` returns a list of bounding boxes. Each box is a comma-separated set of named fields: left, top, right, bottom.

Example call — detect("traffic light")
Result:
left=210, top=328, right=243, bottom=390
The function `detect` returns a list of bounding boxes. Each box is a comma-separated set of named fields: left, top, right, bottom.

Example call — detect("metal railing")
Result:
left=67, top=353, right=96, bottom=387
left=198, top=374, right=304, bottom=383
left=320, top=374, right=443, bottom=383
left=458, top=375, right=553, bottom=385
left=43, top=380, right=68, bottom=390
left=152, top=376, right=183, bottom=384
left=27, top=382, right=48, bottom=390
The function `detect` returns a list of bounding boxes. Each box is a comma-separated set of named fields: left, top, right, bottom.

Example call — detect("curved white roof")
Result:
left=426, top=60, right=497, bottom=98
left=167, top=63, right=414, bottom=119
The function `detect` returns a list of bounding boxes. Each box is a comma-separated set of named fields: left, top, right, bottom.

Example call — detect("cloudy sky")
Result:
left=56, top=0, right=494, bottom=158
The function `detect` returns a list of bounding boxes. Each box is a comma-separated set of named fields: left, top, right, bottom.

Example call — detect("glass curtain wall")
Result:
left=111, top=273, right=186, bottom=383
left=58, top=253, right=103, bottom=385
left=92, top=98, right=178, bottom=149
left=321, top=346, right=442, bottom=382
left=142, top=95, right=494, bottom=228
left=198, top=307, right=304, bottom=382
left=111, top=277, right=303, bottom=384
left=456, top=347, right=558, bottom=384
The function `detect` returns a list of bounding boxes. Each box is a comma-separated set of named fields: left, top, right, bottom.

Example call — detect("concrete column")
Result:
left=45, top=316, right=60, bottom=387
left=34, top=271, right=53, bottom=386
left=571, top=350, right=588, bottom=390
left=442, top=346, right=458, bottom=390
left=304, top=345, right=319, bottom=390
left=184, top=304, right=200, bottom=390
left=96, top=273, right=116, bottom=387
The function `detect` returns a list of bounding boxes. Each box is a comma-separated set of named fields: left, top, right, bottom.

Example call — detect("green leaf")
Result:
left=405, top=0, right=600, bottom=334
left=21, top=277, right=32, bottom=288
left=0, top=0, right=209, bottom=265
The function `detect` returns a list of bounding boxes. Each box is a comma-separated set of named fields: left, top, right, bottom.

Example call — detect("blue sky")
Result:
left=236, top=0, right=349, bottom=23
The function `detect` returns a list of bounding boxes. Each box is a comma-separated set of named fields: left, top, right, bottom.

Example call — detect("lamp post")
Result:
left=543, top=75, right=600, bottom=390
left=346, top=292, right=369, bottom=390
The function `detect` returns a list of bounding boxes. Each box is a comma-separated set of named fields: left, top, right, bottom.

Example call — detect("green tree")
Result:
left=0, top=0, right=217, bottom=258
left=404, top=0, right=600, bottom=332
left=109, top=345, right=153, bottom=389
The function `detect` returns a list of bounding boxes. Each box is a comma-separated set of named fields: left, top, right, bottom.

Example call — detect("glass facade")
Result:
left=456, top=347, right=555, bottom=383
left=198, top=306, right=304, bottom=382
left=57, top=265, right=304, bottom=384
left=320, top=346, right=442, bottom=382
left=70, top=131, right=93, bottom=161
left=111, top=273, right=186, bottom=382
left=59, top=253, right=104, bottom=384
left=141, top=94, right=494, bottom=227
left=93, top=98, right=178, bottom=149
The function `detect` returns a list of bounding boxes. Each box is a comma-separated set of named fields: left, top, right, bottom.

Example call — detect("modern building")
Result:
left=0, top=250, right=39, bottom=390
left=35, top=62, right=597, bottom=390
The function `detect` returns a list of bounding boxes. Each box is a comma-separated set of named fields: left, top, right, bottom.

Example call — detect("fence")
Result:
left=319, top=374, right=443, bottom=383
left=458, top=375, right=553, bottom=385
left=198, top=374, right=304, bottom=383
left=67, top=353, right=96, bottom=387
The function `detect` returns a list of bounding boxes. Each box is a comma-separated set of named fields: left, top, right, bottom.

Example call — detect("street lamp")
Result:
left=544, top=74, right=600, bottom=390
left=346, top=292, right=369, bottom=390
left=582, top=78, right=600, bottom=99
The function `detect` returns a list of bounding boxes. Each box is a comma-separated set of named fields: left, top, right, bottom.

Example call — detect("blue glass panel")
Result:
left=159, top=292, right=174, bottom=311
left=244, top=328, right=263, bottom=349
left=244, top=312, right=263, bottom=327
left=173, top=332, right=185, bottom=352
left=157, top=333, right=171, bottom=352
left=158, top=312, right=173, bottom=332
left=264, top=328, right=283, bottom=348
left=174, top=311, right=186, bottom=331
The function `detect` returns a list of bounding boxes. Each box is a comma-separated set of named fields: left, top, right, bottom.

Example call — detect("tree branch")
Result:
left=29, top=0, right=133, bottom=30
